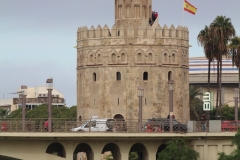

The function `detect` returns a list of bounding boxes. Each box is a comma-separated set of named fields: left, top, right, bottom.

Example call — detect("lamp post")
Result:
left=21, top=85, right=27, bottom=132
left=234, top=88, right=239, bottom=121
left=46, top=78, right=53, bottom=132
left=138, top=87, right=144, bottom=132
left=168, top=80, right=174, bottom=133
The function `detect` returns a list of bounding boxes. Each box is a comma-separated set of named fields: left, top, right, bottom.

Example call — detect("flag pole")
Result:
left=182, top=0, right=185, bottom=26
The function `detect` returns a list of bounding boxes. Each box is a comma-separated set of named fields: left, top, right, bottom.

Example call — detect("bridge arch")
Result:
left=156, top=143, right=166, bottom=159
left=129, top=143, right=148, bottom=160
left=101, top=143, right=121, bottom=160
left=46, top=142, right=66, bottom=158
left=73, top=143, right=93, bottom=160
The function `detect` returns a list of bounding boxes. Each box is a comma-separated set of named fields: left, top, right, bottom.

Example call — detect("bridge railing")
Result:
left=1, top=119, right=238, bottom=133
left=0, top=118, right=189, bottom=133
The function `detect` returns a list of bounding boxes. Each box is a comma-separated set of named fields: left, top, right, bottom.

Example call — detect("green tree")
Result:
left=0, top=108, right=9, bottom=118
left=157, top=138, right=199, bottom=160
left=228, top=36, right=240, bottom=105
left=197, top=25, right=215, bottom=91
left=218, top=130, right=240, bottom=160
left=7, top=105, right=76, bottom=119
left=129, top=152, right=138, bottom=160
left=209, top=15, right=236, bottom=118
left=189, top=85, right=203, bottom=121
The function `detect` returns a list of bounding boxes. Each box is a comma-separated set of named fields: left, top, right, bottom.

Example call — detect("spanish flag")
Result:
left=184, top=0, right=197, bottom=15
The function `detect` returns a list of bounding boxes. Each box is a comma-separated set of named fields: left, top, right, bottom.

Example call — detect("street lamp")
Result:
left=46, top=78, right=53, bottom=132
left=234, top=88, right=239, bottom=121
left=138, top=87, right=144, bottom=132
left=168, top=80, right=174, bottom=133
left=21, top=85, right=27, bottom=132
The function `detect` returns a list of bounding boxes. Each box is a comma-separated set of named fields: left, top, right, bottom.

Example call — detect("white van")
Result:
left=71, top=116, right=115, bottom=132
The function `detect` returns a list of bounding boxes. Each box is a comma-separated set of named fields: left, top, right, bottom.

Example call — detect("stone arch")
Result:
left=146, top=49, right=155, bottom=62
left=96, top=50, right=102, bottom=63
left=136, top=49, right=144, bottom=62
left=119, top=49, right=127, bottom=62
left=113, top=114, right=127, bottom=131
left=171, top=50, right=177, bottom=63
left=46, top=142, right=66, bottom=158
left=73, top=143, right=93, bottom=160
left=109, top=50, right=117, bottom=63
left=88, top=51, right=95, bottom=64
left=129, top=143, right=148, bottom=160
left=162, top=50, right=169, bottom=63
left=102, top=143, right=121, bottom=160
left=156, top=144, right=167, bottom=159
left=113, top=114, right=124, bottom=120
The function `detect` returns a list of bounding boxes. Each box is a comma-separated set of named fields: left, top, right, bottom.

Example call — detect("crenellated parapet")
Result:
left=77, top=24, right=189, bottom=48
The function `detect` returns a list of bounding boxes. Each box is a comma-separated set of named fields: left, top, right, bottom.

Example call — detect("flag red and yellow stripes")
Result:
left=184, top=0, right=197, bottom=15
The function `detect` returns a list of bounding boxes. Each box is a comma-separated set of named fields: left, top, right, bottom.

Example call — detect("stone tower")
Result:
left=76, top=0, right=190, bottom=121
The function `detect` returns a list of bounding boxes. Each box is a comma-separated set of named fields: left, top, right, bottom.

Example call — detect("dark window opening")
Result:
left=118, top=98, right=119, bottom=105
left=93, top=73, right=96, bottom=81
left=168, top=71, right=172, bottom=81
left=94, top=99, right=95, bottom=106
left=145, top=98, right=147, bottom=105
left=143, top=72, right=148, bottom=80
left=116, top=72, right=121, bottom=80
left=118, top=31, right=120, bottom=36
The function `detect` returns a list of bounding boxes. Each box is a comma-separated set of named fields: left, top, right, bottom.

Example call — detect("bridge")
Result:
left=0, top=119, right=238, bottom=160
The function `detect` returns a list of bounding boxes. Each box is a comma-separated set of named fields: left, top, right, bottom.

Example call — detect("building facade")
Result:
left=76, top=0, right=190, bottom=121
left=189, top=57, right=238, bottom=108
left=0, top=86, right=65, bottom=113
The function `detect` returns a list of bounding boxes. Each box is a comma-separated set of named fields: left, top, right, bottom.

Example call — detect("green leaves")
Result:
left=6, top=105, right=76, bottom=119
left=157, top=138, right=199, bottom=160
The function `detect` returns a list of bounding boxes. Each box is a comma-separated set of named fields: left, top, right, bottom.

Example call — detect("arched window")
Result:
left=121, top=53, right=125, bottom=61
left=90, top=54, right=93, bottom=63
left=148, top=53, right=152, bottom=61
left=168, top=71, right=172, bottom=81
left=137, top=53, right=142, bottom=61
left=93, top=73, right=96, bottom=81
left=164, top=53, right=167, bottom=62
left=116, top=72, right=121, bottom=80
left=172, top=54, right=175, bottom=62
left=98, top=54, right=101, bottom=62
left=143, top=72, right=148, bottom=80
left=112, top=53, right=116, bottom=62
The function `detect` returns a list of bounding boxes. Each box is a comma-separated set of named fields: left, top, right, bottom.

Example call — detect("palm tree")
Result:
left=209, top=15, right=236, bottom=118
left=0, top=108, right=9, bottom=118
left=228, top=36, right=240, bottom=101
left=189, top=85, right=203, bottom=121
left=197, top=25, right=215, bottom=91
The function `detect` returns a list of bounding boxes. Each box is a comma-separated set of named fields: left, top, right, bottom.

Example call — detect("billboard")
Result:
left=203, top=92, right=214, bottom=111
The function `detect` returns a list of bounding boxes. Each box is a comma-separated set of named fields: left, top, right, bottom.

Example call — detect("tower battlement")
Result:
left=77, top=23, right=189, bottom=47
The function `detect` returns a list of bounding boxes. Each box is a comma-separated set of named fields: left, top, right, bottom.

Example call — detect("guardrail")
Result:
left=0, top=119, right=238, bottom=133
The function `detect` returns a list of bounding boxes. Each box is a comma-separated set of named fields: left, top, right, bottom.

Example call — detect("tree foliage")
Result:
left=210, top=105, right=240, bottom=120
left=157, top=138, right=199, bottom=160
left=0, top=108, right=9, bottom=118
left=218, top=130, right=240, bottom=160
left=189, top=85, right=203, bottom=121
left=6, top=105, right=77, bottom=119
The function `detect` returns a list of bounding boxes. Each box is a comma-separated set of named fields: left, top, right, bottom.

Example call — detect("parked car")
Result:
left=144, top=118, right=187, bottom=132
left=71, top=116, right=115, bottom=132
left=221, top=120, right=240, bottom=132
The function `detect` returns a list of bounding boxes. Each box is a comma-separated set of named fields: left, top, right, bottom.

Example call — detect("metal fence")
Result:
left=0, top=118, right=238, bottom=133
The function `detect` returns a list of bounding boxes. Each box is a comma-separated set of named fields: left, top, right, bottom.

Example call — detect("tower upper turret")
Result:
left=115, top=0, right=152, bottom=28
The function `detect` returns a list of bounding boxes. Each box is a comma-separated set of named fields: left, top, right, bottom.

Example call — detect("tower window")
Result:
left=112, top=53, right=116, bottom=62
left=168, top=71, right=172, bottom=80
left=172, top=54, right=175, bottom=62
left=143, top=72, right=148, bottom=80
left=116, top=72, right=121, bottom=80
left=93, top=72, right=96, bottom=81
left=137, top=53, right=142, bottom=61
left=145, top=98, right=147, bottom=105
left=164, top=53, right=167, bottom=62
left=118, top=31, right=120, bottom=36
left=148, top=53, right=152, bottom=61
left=121, top=53, right=125, bottom=61
left=90, top=54, right=93, bottom=62
left=118, top=98, right=119, bottom=105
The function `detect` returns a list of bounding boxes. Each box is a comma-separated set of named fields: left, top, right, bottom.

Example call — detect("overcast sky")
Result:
left=0, top=0, right=239, bottom=106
